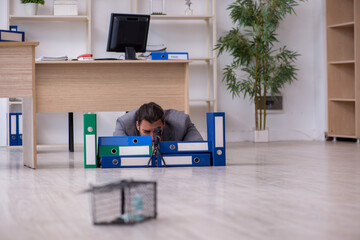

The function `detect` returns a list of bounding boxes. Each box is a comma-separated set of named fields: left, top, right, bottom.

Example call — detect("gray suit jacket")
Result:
left=113, top=109, right=203, bottom=141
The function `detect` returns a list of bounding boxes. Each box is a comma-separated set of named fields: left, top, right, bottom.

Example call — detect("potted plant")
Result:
left=21, top=0, right=45, bottom=15
left=215, top=0, right=304, bottom=142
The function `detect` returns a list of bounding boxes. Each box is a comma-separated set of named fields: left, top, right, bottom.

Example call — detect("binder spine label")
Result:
left=215, top=116, right=224, bottom=148
left=121, top=157, right=150, bottom=167
left=159, top=141, right=210, bottom=154
left=163, top=156, right=192, bottom=165
left=119, top=146, right=151, bottom=156
left=160, top=153, right=211, bottom=167
left=99, top=145, right=152, bottom=157
left=85, top=135, right=96, bottom=165
left=177, top=142, right=208, bottom=151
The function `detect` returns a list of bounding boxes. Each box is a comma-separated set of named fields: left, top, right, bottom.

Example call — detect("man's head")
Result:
left=136, top=102, right=165, bottom=140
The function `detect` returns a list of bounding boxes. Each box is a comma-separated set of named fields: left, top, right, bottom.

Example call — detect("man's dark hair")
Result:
left=136, top=102, right=165, bottom=124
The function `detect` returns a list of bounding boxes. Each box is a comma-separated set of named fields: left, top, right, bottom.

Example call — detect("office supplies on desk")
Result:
left=36, top=56, right=68, bottom=61
left=207, top=112, right=226, bottom=166
left=0, top=29, right=24, bottom=42
left=94, top=58, right=119, bottom=61
left=152, top=52, right=189, bottom=60
left=84, top=114, right=97, bottom=168
left=146, top=44, right=167, bottom=52
left=77, top=53, right=93, bottom=61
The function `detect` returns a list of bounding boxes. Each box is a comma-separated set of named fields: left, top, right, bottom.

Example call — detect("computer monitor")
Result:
left=107, top=13, right=150, bottom=60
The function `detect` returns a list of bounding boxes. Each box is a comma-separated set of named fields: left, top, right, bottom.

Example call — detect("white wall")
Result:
left=0, top=0, right=327, bottom=145
left=216, top=0, right=327, bottom=141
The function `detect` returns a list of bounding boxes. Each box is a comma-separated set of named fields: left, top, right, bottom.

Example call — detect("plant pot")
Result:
left=254, top=129, right=269, bottom=143
left=24, top=3, right=38, bottom=15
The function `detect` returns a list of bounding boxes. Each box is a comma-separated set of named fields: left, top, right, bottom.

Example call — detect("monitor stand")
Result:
left=125, top=47, right=137, bottom=60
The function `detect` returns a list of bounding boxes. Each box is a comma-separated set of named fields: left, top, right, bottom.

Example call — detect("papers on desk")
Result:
left=137, top=52, right=152, bottom=60
left=36, top=56, right=68, bottom=61
left=146, top=44, right=167, bottom=52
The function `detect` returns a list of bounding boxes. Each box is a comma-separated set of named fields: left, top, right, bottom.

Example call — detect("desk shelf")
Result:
left=35, top=60, right=191, bottom=64
left=7, top=0, right=92, bottom=53
left=9, top=15, right=90, bottom=22
left=150, top=15, right=214, bottom=20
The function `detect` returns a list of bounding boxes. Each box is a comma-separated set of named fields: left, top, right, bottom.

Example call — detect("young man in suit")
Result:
left=113, top=102, right=203, bottom=141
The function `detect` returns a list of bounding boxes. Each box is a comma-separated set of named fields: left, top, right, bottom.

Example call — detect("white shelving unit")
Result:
left=5, top=0, right=92, bottom=146
left=130, top=0, right=218, bottom=112
left=7, top=0, right=92, bottom=52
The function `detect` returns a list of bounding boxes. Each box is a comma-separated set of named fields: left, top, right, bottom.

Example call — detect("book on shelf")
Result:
left=54, top=0, right=78, bottom=16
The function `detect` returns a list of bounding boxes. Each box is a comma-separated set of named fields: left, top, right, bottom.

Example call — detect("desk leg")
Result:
left=69, top=112, right=74, bottom=152
left=22, top=97, right=37, bottom=169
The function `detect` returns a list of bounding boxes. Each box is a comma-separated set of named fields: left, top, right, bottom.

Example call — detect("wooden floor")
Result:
left=0, top=141, right=359, bottom=240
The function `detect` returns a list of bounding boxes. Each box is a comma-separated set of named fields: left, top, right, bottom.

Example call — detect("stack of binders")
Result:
left=98, top=136, right=153, bottom=168
left=9, top=113, right=22, bottom=146
left=155, top=112, right=226, bottom=167
left=157, top=141, right=212, bottom=167
left=92, top=112, right=226, bottom=168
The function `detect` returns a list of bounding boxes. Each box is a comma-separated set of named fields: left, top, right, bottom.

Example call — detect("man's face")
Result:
left=136, top=119, right=164, bottom=141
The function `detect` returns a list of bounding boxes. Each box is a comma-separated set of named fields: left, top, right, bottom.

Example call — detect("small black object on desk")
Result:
left=94, top=58, right=119, bottom=60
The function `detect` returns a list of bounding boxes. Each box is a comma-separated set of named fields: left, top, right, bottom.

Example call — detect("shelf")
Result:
left=328, top=22, right=354, bottom=28
left=190, top=57, right=215, bottom=62
left=190, top=98, right=215, bottom=102
left=327, top=26, right=354, bottom=62
left=329, top=98, right=355, bottom=102
left=328, top=101, right=355, bottom=137
left=328, top=63, right=354, bottom=99
left=150, top=15, right=214, bottom=20
left=327, top=134, right=357, bottom=138
left=8, top=102, right=22, bottom=105
left=329, top=60, right=355, bottom=64
left=326, top=0, right=354, bottom=26
left=9, top=15, right=89, bottom=22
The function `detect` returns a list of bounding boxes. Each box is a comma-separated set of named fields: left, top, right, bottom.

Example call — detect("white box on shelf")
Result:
left=54, top=0, right=78, bottom=16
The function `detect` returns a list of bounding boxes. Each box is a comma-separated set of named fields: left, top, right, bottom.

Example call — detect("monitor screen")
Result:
left=107, top=13, right=150, bottom=60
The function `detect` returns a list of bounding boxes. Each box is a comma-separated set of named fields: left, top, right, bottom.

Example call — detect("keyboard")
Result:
left=94, top=58, right=119, bottom=60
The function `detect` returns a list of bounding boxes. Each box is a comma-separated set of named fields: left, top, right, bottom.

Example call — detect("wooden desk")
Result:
left=0, top=42, right=190, bottom=169
left=35, top=60, right=189, bottom=113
